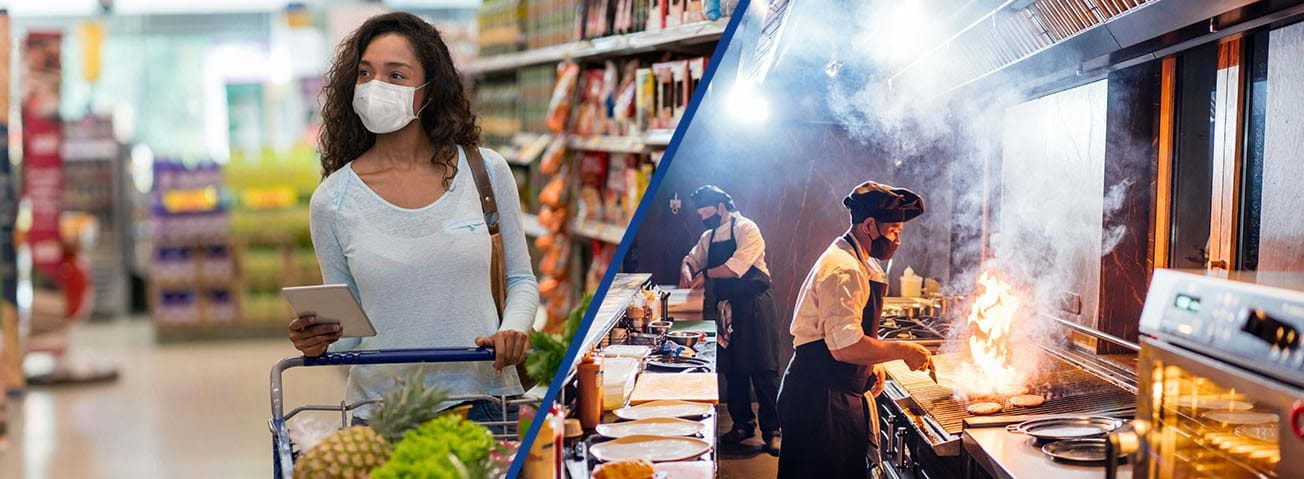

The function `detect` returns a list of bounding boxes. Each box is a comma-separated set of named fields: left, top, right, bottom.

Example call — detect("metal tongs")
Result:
left=927, top=356, right=939, bottom=384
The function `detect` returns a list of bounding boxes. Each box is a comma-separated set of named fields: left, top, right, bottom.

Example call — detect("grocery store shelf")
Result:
left=466, top=19, right=728, bottom=75
left=566, top=130, right=676, bottom=154
left=522, top=213, right=548, bottom=238
left=571, top=219, right=626, bottom=245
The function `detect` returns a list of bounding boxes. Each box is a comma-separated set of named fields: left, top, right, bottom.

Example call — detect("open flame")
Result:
left=961, top=272, right=1030, bottom=396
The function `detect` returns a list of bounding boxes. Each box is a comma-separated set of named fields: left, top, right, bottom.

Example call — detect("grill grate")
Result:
left=885, top=352, right=1136, bottom=436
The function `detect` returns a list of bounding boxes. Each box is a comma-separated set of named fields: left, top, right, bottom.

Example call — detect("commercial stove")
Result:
left=873, top=311, right=1138, bottom=479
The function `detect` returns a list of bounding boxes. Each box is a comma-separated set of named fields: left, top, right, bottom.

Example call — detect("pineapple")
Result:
left=294, top=370, right=449, bottom=479
left=292, top=426, right=391, bottom=479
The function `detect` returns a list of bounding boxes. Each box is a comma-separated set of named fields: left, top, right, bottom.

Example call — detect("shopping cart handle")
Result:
left=301, top=347, right=495, bottom=366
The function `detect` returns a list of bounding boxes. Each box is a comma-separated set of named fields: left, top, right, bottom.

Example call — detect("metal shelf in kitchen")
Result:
left=465, top=19, right=727, bottom=75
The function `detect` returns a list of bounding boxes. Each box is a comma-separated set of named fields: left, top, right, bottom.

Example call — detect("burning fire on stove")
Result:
left=955, top=272, right=1035, bottom=397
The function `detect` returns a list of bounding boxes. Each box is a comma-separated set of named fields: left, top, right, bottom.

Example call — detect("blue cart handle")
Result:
left=270, top=347, right=495, bottom=422
left=302, top=347, right=495, bottom=366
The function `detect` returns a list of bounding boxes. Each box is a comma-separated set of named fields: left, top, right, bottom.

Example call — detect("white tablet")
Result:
left=282, top=284, right=377, bottom=337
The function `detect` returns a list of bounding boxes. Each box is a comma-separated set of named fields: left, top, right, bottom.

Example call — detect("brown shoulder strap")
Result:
left=464, top=146, right=508, bottom=323
left=464, top=146, right=500, bottom=235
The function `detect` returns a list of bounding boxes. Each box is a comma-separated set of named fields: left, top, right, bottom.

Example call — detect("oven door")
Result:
left=1135, top=337, right=1304, bottom=478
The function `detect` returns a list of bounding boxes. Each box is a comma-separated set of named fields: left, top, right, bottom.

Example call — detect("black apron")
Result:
left=703, top=216, right=781, bottom=374
left=776, top=234, right=885, bottom=479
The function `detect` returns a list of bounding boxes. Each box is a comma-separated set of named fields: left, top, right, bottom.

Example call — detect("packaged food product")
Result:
left=546, top=62, right=581, bottom=133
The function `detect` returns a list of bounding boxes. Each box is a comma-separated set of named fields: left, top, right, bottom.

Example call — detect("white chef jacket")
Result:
left=789, top=234, right=888, bottom=350
left=682, top=211, right=770, bottom=278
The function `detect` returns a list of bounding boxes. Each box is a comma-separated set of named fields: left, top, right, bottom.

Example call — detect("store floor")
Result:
left=0, top=318, right=346, bottom=479
left=715, top=402, right=778, bottom=479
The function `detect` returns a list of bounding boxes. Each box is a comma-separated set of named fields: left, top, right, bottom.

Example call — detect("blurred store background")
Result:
left=0, top=0, right=731, bottom=476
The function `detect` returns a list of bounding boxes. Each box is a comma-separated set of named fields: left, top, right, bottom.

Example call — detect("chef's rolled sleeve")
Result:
left=723, top=220, right=765, bottom=277
left=819, top=269, right=868, bottom=350
left=682, top=232, right=710, bottom=275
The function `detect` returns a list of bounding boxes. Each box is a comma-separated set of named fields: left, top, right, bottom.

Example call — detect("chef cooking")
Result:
left=777, top=180, right=933, bottom=478
left=678, top=185, right=784, bottom=457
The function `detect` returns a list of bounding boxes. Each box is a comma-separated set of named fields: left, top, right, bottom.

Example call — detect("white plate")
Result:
left=596, top=418, right=706, bottom=439
left=589, top=435, right=712, bottom=463
left=614, top=400, right=713, bottom=420
left=1173, top=397, right=1253, bottom=411
left=1204, top=411, right=1279, bottom=425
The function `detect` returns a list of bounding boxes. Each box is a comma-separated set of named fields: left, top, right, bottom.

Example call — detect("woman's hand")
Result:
left=475, top=329, right=530, bottom=372
left=288, top=313, right=342, bottom=357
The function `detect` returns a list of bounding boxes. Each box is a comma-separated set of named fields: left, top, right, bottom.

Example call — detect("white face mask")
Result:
left=352, top=80, right=430, bottom=134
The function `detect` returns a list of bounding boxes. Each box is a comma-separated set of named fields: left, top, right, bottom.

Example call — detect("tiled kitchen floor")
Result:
left=0, top=319, right=346, bottom=479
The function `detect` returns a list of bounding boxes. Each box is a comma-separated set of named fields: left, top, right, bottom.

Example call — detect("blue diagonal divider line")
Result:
left=505, top=3, right=753, bottom=476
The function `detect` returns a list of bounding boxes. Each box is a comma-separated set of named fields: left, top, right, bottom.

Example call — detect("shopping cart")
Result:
left=268, top=347, right=534, bottom=478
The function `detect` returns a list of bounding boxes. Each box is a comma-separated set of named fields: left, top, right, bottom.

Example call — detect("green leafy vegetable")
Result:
left=369, top=415, right=500, bottom=479
left=524, top=294, right=593, bottom=387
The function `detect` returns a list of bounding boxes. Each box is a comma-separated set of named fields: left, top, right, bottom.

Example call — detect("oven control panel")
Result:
left=1141, top=270, right=1304, bottom=387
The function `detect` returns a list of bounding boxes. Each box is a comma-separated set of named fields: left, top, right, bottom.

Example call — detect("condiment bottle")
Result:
left=577, top=351, right=604, bottom=431
left=522, top=404, right=564, bottom=478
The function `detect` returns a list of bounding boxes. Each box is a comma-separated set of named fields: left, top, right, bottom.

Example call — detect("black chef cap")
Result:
left=691, top=185, right=735, bottom=211
left=843, top=181, right=925, bottom=224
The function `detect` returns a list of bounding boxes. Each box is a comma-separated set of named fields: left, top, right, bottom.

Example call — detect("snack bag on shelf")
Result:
left=578, top=186, right=603, bottom=222
left=539, top=174, right=568, bottom=209
left=545, top=62, right=581, bottom=133
left=635, top=67, right=654, bottom=132
left=647, top=0, right=667, bottom=31
left=575, top=68, right=605, bottom=136
left=539, top=136, right=567, bottom=176
left=613, top=60, right=640, bottom=136
left=535, top=234, right=556, bottom=251
left=667, top=0, right=685, bottom=28
left=671, top=60, right=690, bottom=126
left=600, top=61, right=619, bottom=135
left=652, top=62, right=675, bottom=130
left=688, top=56, right=708, bottom=104
left=684, top=0, right=705, bottom=23
left=539, top=247, right=561, bottom=277
left=604, top=155, right=631, bottom=224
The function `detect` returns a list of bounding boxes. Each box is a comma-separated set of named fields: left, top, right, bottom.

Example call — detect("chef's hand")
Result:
left=475, top=329, right=530, bottom=372
left=288, top=313, right=341, bottom=357
left=896, top=341, right=932, bottom=371
left=690, top=274, right=706, bottom=290
left=679, top=270, right=693, bottom=289
left=870, top=364, right=887, bottom=397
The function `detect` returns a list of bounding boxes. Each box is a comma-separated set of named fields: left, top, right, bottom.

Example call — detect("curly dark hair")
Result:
left=318, top=12, right=480, bottom=185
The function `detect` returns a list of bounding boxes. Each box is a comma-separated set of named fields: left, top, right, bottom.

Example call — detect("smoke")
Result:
left=789, top=0, right=1142, bottom=388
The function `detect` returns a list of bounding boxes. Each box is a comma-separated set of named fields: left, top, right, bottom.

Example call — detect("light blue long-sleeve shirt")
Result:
left=311, top=146, right=538, bottom=417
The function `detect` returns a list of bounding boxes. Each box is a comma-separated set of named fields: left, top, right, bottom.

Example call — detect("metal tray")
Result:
left=647, top=355, right=710, bottom=371
left=1041, top=438, right=1126, bottom=463
left=1006, top=416, right=1125, bottom=441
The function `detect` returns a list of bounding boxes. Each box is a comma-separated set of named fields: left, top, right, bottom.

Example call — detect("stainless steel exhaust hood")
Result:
left=888, top=0, right=1304, bottom=98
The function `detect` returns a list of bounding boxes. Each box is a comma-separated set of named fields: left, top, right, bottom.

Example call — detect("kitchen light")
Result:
left=726, top=81, right=769, bottom=124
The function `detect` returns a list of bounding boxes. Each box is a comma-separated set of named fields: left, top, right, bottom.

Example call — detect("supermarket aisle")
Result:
left=0, top=319, right=346, bottom=479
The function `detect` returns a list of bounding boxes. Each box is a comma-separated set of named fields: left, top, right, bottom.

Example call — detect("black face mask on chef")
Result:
left=868, top=221, right=900, bottom=260
left=702, top=208, right=724, bottom=230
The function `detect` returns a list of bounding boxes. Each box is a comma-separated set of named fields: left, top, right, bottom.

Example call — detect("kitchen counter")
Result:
left=962, top=426, right=1131, bottom=479
left=562, top=276, right=720, bottom=478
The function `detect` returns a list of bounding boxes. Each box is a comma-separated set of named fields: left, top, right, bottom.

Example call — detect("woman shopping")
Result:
left=285, top=12, right=538, bottom=425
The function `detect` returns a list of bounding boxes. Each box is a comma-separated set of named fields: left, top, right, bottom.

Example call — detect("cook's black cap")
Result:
left=844, top=181, right=925, bottom=223
left=691, top=185, right=735, bottom=211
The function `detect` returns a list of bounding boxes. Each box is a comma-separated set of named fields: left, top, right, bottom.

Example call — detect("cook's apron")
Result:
left=776, top=233, right=886, bottom=478
left=703, top=217, right=781, bottom=374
